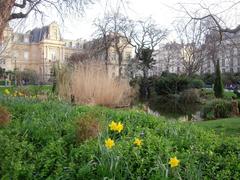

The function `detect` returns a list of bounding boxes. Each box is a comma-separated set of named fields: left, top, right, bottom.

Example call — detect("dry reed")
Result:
left=57, top=61, right=133, bottom=107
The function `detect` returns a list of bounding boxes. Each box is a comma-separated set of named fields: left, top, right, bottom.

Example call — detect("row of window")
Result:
left=222, top=68, right=240, bottom=73
left=207, top=58, right=240, bottom=67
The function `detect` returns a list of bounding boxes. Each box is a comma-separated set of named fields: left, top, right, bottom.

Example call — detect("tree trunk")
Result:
left=117, top=52, right=123, bottom=77
left=0, top=0, right=15, bottom=40
left=104, top=47, right=109, bottom=73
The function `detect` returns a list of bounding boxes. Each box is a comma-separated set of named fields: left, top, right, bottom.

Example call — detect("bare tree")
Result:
left=92, top=15, right=113, bottom=72
left=176, top=19, right=207, bottom=76
left=179, top=1, right=240, bottom=39
left=109, top=11, right=130, bottom=77
left=92, top=10, right=132, bottom=77
left=123, top=17, right=168, bottom=77
left=0, top=0, right=95, bottom=39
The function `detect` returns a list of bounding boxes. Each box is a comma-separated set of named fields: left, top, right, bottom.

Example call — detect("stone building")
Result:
left=0, top=22, right=84, bottom=82
left=151, top=42, right=183, bottom=75
left=201, top=32, right=240, bottom=74
left=153, top=33, right=240, bottom=76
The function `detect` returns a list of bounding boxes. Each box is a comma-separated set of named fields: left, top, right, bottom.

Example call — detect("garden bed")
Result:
left=0, top=96, right=239, bottom=179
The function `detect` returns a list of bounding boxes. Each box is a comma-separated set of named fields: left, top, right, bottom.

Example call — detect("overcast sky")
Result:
left=13, top=0, right=240, bottom=41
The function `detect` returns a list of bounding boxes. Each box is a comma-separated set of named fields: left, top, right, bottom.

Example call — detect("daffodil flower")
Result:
left=169, top=156, right=180, bottom=168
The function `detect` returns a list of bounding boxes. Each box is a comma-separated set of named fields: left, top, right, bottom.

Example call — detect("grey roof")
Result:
left=30, top=26, right=49, bottom=43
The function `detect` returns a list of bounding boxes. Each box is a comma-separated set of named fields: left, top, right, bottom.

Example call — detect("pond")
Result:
left=145, top=96, right=203, bottom=121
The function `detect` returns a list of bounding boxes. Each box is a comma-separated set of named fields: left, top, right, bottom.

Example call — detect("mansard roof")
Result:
left=29, top=26, right=49, bottom=43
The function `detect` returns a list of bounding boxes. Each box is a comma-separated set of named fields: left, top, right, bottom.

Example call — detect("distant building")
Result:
left=201, top=32, right=240, bottom=74
left=153, top=33, right=240, bottom=76
left=0, top=22, right=84, bottom=81
left=151, top=42, right=183, bottom=75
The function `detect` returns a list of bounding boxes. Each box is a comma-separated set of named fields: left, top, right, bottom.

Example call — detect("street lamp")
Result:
left=14, top=56, right=16, bottom=86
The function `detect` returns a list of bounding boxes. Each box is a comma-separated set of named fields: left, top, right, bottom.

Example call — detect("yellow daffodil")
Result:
left=109, top=121, right=124, bottom=133
left=4, top=89, right=10, bottom=95
left=116, top=122, right=123, bottom=133
left=134, top=138, right=142, bottom=147
left=169, top=156, right=180, bottom=168
left=105, top=138, right=115, bottom=149
left=109, top=121, right=118, bottom=131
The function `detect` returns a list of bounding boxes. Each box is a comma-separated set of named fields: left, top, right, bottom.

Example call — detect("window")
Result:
left=24, top=52, right=29, bottom=61
left=222, top=68, right=225, bottom=73
left=230, top=68, right=234, bottom=73
left=230, top=58, right=234, bottom=67
left=238, top=58, right=240, bottom=66
left=238, top=67, right=240, bottom=73
left=51, top=51, right=56, bottom=61
left=222, top=59, right=225, bottom=67
left=52, top=28, right=58, bottom=40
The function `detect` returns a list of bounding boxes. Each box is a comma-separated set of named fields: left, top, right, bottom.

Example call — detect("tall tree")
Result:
left=93, top=10, right=130, bottom=77
left=122, top=17, right=167, bottom=98
left=92, top=15, right=112, bottom=72
left=110, top=11, right=130, bottom=77
left=176, top=19, right=207, bottom=76
left=0, top=0, right=95, bottom=39
left=214, top=59, right=224, bottom=98
left=123, top=17, right=168, bottom=76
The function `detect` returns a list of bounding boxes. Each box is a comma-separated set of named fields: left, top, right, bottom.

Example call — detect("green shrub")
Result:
left=203, top=99, right=232, bottom=120
left=200, top=89, right=215, bottom=99
left=201, top=73, right=215, bottom=85
left=189, top=79, right=204, bottom=89
left=155, top=74, right=190, bottom=95
left=179, top=89, right=200, bottom=104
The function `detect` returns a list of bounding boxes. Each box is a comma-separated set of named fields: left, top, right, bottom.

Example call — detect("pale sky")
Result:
left=12, top=0, right=240, bottom=41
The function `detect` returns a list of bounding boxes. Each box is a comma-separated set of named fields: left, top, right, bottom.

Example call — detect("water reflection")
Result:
left=146, top=96, right=202, bottom=121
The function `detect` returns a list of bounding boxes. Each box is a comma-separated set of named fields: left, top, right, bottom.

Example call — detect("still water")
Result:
left=146, top=97, right=203, bottom=121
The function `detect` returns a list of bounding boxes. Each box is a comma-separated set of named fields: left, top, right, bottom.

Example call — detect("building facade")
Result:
left=151, top=42, right=183, bottom=76
left=0, top=22, right=84, bottom=82
left=202, top=32, right=240, bottom=74
left=153, top=34, right=240, bottom=76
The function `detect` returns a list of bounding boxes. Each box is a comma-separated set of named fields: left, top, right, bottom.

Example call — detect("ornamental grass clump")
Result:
left=57, top=61, right=133, bottom=107
left=0, top=106, right=10, bottom=126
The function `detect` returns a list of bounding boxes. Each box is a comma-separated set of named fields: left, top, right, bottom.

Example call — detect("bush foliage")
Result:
left=155, top=74, right=204, bottom=95
left=0, top=96, right=239, bottom=179
left=203, top=99, right=232, bottom=120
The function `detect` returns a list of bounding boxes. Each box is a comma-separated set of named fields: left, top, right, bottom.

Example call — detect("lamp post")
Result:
left=14, top=56, right=16, bottom=86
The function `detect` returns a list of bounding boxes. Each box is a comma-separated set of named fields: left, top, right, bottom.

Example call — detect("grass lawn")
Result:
left=195, top=117, right=240, bottom=136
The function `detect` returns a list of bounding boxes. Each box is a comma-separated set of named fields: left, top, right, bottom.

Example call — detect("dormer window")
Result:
left=50, top=26, right=58, bottom=40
